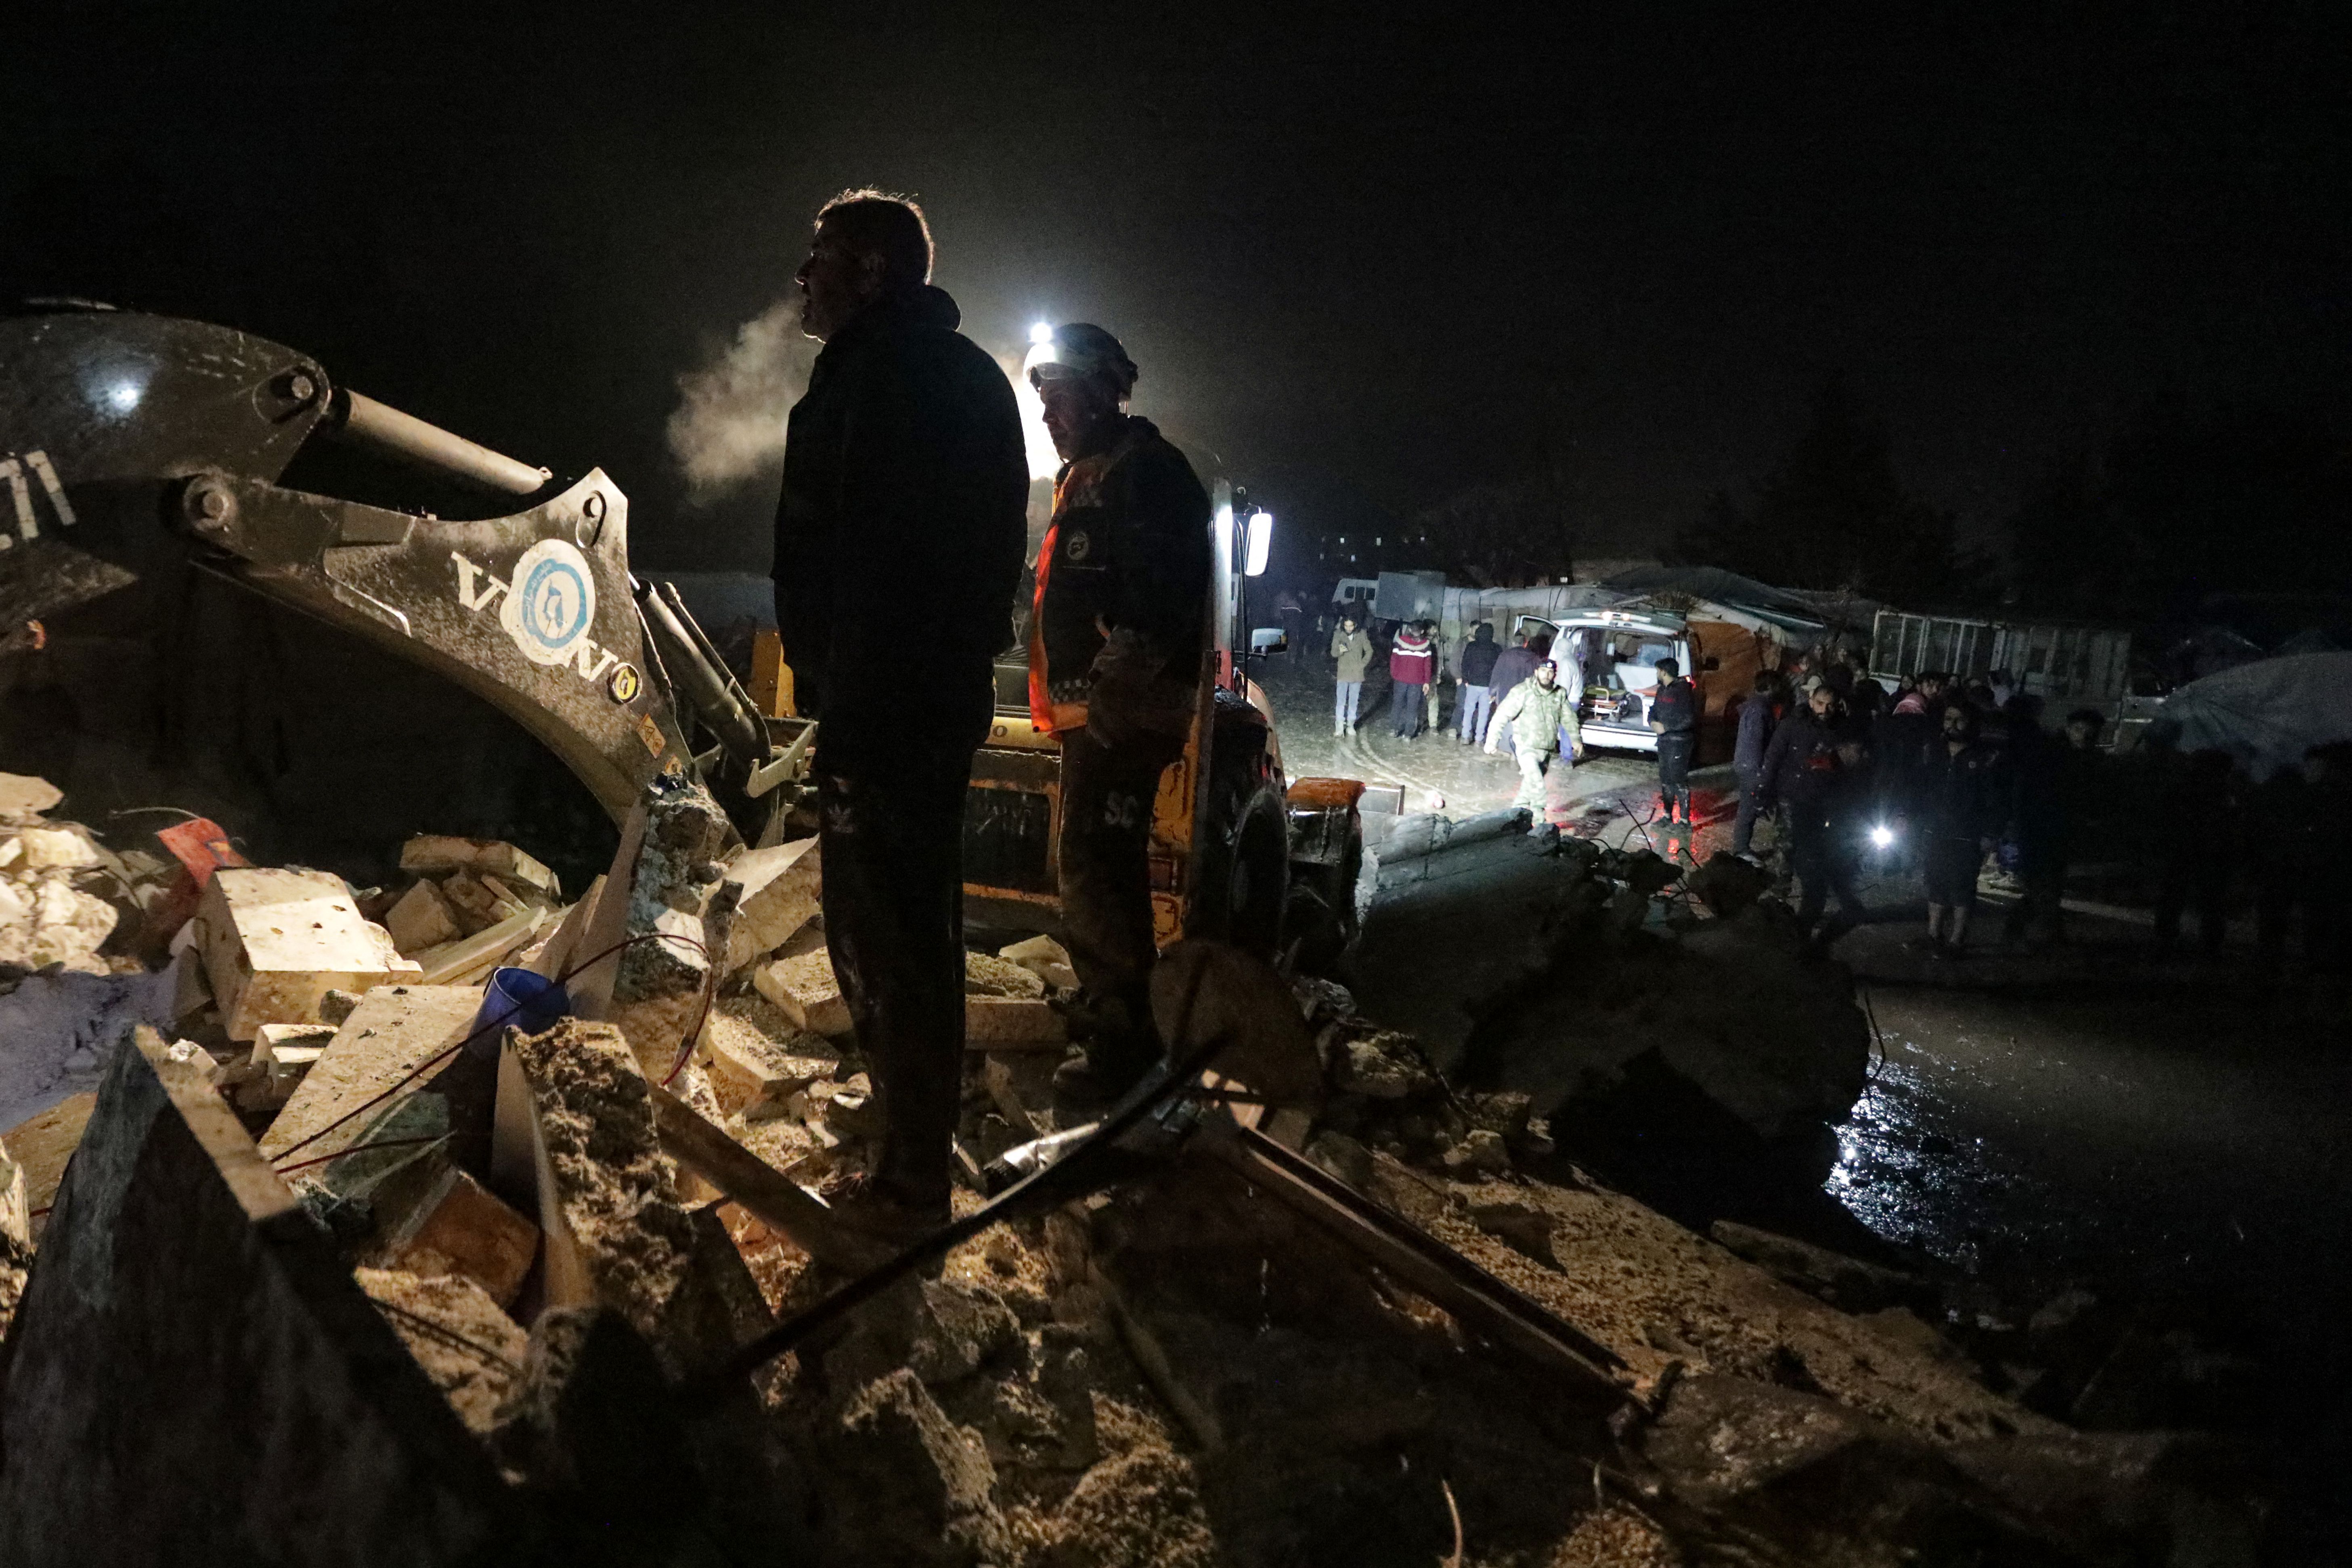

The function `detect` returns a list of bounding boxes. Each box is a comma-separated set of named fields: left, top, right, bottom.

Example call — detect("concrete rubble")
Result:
left=0, top=772, right=2259, bottom=1562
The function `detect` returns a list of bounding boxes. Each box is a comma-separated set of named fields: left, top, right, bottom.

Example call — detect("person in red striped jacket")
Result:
left=1388, top=621, right=1436, bottom=739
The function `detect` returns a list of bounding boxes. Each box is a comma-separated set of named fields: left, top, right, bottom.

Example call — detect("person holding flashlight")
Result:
left=1026, top=323, right=1213, bottom=1102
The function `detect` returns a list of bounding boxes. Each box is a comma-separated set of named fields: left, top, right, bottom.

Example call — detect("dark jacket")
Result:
left=1484, top=646, right=1540, bottom=704
left=1651, top=676, right=1698, bottom=737
left=774, top=285, right=1028, bottom=760
left=1030, top=415, right=1212, bottom=733
left=1919, top=740, right=2008, bottom=843
left=1734, top=696, right=1776, bottom=773
left=1459, top=632, right=1502, bottom=689
left=1759, top=709, right=1860, bottom=811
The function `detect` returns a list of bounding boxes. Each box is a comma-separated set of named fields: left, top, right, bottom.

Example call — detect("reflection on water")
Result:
left=1827, top=1048, right=2065, bottom=1276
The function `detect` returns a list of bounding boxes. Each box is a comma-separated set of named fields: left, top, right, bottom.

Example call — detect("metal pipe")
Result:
left=635, top=579, right=769, bottom=767
left=327, top=388, right=551, bottom=496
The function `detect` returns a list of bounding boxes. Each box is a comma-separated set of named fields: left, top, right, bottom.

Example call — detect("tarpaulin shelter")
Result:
left=2153, top=652, right=2352, bottom=779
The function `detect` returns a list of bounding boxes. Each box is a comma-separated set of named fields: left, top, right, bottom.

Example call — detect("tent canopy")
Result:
left=2153, top=652, right=2352, bottom=779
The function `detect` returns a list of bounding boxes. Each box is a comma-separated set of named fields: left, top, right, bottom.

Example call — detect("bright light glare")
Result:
left=1870, top=825, right=1894, bottom=847
left=1029, top=321, right=1054, bottom=345
left=105, top=379, right=143, bottom=413
left=1243, top=508, right=1274, bottom=576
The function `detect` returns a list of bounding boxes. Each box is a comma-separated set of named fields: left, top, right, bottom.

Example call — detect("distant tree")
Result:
left=1673, top=379, right=1986, bottom=604
left=1411, top=480, right=1573, bottom=587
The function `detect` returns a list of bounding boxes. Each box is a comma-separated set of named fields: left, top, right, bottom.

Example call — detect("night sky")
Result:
left=6, top=6, right=2344, bottom=574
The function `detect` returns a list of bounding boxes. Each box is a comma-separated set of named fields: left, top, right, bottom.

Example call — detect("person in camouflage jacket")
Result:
left=1486, top=661, right=1584, bottom=826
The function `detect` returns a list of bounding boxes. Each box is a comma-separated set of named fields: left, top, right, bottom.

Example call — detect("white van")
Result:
left=1511, top=608, right=1694, bottom=756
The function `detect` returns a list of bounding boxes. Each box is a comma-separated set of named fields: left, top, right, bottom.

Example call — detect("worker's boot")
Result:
left=1050, top=989, right=1161, bottom=1107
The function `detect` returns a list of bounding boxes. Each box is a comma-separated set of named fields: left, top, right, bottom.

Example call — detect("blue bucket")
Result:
left=471, top=966, right=571, bottom=1055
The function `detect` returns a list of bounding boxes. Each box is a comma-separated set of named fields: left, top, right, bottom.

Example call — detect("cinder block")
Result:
left=195, top=868, right=420, bottom=1042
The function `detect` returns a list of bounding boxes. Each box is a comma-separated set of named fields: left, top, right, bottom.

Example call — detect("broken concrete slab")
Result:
left=718, top=835, right=820, bottom=974
left=409, top=905, right=545, bottom=987
left=0, top=772, right=64, bottom=818
left=398, top=834, right=559, bottom=899
left=505, top=1019, right=697, bottom=1349
left=695, top=997, right=837, bottom=1118
left=195, top=866, right=421, bottom=1041
left=356, top=1266, right=529, bottom=1435
left=258, top=984, right=484, bottom=1163
left=996, top=933, right=1076, bottom=992
left=383, top=878, right=461, bottom=956
left=964, top=995, right=1066, bottom=1049
left=821, top=1367, right=1012, bottom=1566
left=964, top=951, right=1046, bottom=999
left=0, top=1090, right=95, bottom=1237
left=367, top=1161, right=540, bottom=1310
left=0, top=1029, right=511, bottom=1563
left=753, top=947, right=851, bottom=1037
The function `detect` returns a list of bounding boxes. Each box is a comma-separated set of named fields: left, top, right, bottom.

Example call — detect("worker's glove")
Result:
left=1483, top=741, right=1501, bottom=755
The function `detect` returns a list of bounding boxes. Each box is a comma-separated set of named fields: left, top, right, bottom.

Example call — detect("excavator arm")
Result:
left=0, top=306, right=805, bottom=835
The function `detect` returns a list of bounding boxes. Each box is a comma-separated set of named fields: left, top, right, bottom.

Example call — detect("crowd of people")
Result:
left=1316, top=614, right=2351, bottom=974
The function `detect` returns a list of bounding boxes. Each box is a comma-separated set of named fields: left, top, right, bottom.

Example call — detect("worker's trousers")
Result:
left=1390, top=681, right=1424, bottom=737
left=1456, top=684, right=1494, bottom=745
left=1057, top=723, right=1186, bottom=1077
left=1656, top=732, right=1696, bottom=818
left=1514, top=748, right=1557, bottom=818
left=814, top=734, right=980, bottom=1216
left=1786, top=805, right=1865, bottom=933
left=1333, top=680, right=1362, bottom=731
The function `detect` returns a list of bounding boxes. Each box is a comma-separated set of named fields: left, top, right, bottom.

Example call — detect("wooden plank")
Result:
left=1191, top=1119, right=1625, bottom=1397
left=647, top=1085, right=887, bottom=1274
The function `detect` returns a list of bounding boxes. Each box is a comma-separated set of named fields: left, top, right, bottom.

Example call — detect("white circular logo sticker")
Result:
left=501, top=539, right=597, bottom=666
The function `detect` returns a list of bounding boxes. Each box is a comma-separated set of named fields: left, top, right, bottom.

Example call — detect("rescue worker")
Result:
left=1649, top=656, right=1698, bottom=825
left=1480, top=631, right=1541, bottom=751
left=1454, top=622, right=1501, bottom=746
left=775, top=189, right=1028, bottom=1233
left=1757, top=683, right=1870, bottom=944
left=1024, top=323, right=1213, bottom=1103
left=1389, top=620, right=1435, bottom=739
left=1486, top=659, right=1583, bottom=831
left=1329, top=613, right=1373, bottom=735
left=1916, top=702, right=2006, bottom=955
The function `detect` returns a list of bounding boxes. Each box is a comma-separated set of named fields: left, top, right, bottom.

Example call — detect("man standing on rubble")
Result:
left=1487, top=660, right=1582, bottom=833
left=1025, top=323, right=1213, bottom=1103
left=774, top=190, right=1028, bottom=1233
